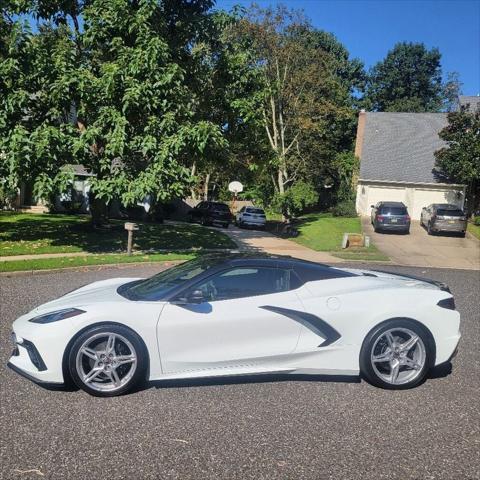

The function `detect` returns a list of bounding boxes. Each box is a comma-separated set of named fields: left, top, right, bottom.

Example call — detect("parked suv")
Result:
left=236, top=206, right=267, bottom=229
left=371, top=202, right=411, bottom=234
left=421, top=204, right=467, bottom=237
left=188, top=201, right=232, bottom=228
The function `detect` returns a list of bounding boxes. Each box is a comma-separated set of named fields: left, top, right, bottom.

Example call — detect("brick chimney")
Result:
left=354, top=109, right=366, bottom=159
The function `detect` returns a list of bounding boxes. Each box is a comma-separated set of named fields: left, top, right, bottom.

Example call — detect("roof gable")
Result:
left=359, top=112, right=448, bottom=184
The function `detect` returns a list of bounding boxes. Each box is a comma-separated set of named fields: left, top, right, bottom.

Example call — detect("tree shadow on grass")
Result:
left=0, top=214, right=236, bottom=254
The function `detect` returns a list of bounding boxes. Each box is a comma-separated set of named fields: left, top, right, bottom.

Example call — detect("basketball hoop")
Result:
left=228, top=181, right=243, bottom=211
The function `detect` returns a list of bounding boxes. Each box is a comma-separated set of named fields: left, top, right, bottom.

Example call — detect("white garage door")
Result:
left=411, top=189, right=461, bottom=220
left=367, top=186, right=406, bottom=210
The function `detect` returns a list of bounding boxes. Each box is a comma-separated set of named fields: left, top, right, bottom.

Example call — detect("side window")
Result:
left=239, top=207, right=245, bottom=213
left=195, top=202, right=204, bottom=210
left=191, top=267, right=293, bottom=302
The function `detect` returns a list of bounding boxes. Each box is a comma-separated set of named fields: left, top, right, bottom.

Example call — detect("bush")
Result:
left=271, top=181, right=319, bottom=219
left=474, top=216, right=480, bottom=226
left=332, top=199, right=357, bottom=217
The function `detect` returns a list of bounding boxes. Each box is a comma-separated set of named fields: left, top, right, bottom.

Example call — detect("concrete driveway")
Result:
left=362, top=217, right=480, bottom=269
left=219, top=225, right=341, bottom=263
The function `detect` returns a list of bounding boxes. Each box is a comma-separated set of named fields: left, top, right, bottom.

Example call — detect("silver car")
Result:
left=421, top=204, right=467, bottom=237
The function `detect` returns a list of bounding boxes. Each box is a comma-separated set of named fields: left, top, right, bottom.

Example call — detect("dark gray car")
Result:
left=370, top=202, right=411, bottom=234
left=420, top=204, right=467, bottom=237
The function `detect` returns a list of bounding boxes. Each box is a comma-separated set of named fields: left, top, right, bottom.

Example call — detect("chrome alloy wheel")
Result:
left=370, top=327, right=426, bottom=385
left=75, top=332, right=137, bottom=392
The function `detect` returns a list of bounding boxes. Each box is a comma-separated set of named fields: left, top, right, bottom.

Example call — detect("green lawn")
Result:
left=0, top=252, right=194, bottom=273
left=292, top=213, right=390, bottom=262
left=0, top=212, right=236, bottom=256
left=467, top=222, right=480, bottom=240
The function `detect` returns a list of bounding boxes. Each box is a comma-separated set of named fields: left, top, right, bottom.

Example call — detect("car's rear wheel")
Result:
left=360, top=319, right=434, bottom=390
left=68, top=324, right=147, bottom=397
left=427, top=222, right=434, bottom=235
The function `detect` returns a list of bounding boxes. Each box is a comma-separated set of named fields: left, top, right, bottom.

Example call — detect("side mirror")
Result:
left=171, top=289, right=205, bottom=305
left=370, top=205, right=375, bottom=209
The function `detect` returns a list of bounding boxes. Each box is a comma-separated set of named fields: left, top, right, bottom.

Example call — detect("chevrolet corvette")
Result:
left=8, top=254, right=460, bottom=396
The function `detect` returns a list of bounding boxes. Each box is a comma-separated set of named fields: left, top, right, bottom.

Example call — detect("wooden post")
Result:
left=124, top=222, right=139, bottom=256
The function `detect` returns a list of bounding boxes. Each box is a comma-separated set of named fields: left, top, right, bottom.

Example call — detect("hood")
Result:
left=33, top=277, right=142, bottom=314
left=342, top=268, right=450, bottom=292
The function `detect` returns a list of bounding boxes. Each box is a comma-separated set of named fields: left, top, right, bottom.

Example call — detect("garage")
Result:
left=354, top=112, right=466, bottom=220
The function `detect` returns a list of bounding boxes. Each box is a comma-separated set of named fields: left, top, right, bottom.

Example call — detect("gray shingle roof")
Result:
left=458, top=96, right=480, bottom=112
left=359, top=112, right=449, bottom=184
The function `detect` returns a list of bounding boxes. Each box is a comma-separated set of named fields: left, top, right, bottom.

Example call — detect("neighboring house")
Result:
left=15, top=164, right=94, bottom=213
left=456, top=95, right=480, bottom=112
left=355, top=111, right=466, bottom=220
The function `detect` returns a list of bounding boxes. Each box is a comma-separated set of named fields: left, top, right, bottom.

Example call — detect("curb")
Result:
left=0, top=260, right=186, bottom=277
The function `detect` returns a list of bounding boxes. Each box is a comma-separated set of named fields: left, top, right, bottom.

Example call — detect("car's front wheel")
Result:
left=360, top=319, right=434, bottom=390
left=68, top=324, right=148, bottom=397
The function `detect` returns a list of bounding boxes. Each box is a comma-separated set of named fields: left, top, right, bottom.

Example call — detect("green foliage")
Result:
left=435, top=107, right=480, bottom=213
left=331, top=151, right=359, bottom=202
left=272, top=181, right=318, bottom=219
left=332, top=199, right=357, bottom=217
left=473, top=216, right=480, bottom=226
left=365, top=42, right=444, bottom=112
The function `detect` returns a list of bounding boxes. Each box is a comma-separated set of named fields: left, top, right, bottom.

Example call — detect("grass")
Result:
left=0, top=252, right=196, bottom=273
left=0, top=212, right=236, bottom=256
left=467, top=222, right=480, bottom=240
left=292, top=212, right=390, bottom=262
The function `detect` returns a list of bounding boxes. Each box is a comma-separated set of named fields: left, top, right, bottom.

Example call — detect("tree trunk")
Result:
left=190, top=162, right=197, bottom=200
left=89, top=194, right=108, bottom=227
left=203, top=173, right=210, bottom=201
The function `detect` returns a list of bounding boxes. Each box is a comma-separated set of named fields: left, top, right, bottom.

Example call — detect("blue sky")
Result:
left=216, top=0, right=480, bottom=95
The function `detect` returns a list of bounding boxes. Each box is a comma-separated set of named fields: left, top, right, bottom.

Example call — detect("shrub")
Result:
left=332, top=199, right=357, bottom=217
left=474, top=216, right=480, bottom=226
left=271, top=181, right=319, bottom=220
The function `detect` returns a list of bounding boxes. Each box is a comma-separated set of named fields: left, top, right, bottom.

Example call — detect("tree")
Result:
left=0, top=0, right=226, bottom=224
left=442, top=71, right=463, bottom=112
left=232, top=6, right=357, bottom=218
left=365, top=42, right=444, bottom=112
left=435, top=106, right=480, bottom=215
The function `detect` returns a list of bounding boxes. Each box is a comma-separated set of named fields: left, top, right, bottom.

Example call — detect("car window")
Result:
left=379, top=206, right=407, bottom=215
left=189, top=267, right=293, bottom=302
left=437, top=208, right=464, bottom=216
left=239, top=207, right=245, bottom=213
left=196, top=202, right=205, bottom=209
left=212, top=203, right=230, bottom=211
left=246, top=208, right=265, bottom=215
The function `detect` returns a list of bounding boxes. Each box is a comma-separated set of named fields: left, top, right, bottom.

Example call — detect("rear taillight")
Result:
left=406, top=215, right=411, bottom=222
left=437, top=297, right=456, bottom=310
left=376, top=215, right=384, bottom=222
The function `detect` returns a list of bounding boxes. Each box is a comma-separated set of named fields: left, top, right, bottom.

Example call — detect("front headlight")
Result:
left=29, top=308, right=85, bottom=324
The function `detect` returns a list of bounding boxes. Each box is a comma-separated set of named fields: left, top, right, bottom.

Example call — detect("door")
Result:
left=157, top=266, right=304, bottom=374
left=367, top=186, right=406, bottom=211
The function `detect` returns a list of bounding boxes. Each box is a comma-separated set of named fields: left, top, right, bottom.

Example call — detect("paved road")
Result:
left=363, top=218, right=480, bottom=270
left=1, top=264, right=479, bottom=480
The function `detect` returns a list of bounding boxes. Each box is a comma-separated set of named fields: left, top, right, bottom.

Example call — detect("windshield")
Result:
left=118, top=256, right=225, bottom=301
left=246, top=208, right=265, bottom=215
left=437, top=208, right=463, bottom=216
left=211, top=203, right=229, bottom=211
left=380, top=206, right=407, bottom=215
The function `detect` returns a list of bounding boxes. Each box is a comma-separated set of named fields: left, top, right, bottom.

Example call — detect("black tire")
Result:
left=373, top=224, right=380, bottom=233
left=360, top=318, right=435, bottom=390
left=187, top=214, right=194, bottom=223
left=427, top=222, right=434, bottom=235
left=459, top=232, right=466, bottom=238
left=68, top=324, right=148, bottom=397
left=223, top=223, right=229, bottom=229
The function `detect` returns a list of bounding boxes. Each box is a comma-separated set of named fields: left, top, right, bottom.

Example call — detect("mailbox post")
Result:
left=124, top=222, right=139, bottom=256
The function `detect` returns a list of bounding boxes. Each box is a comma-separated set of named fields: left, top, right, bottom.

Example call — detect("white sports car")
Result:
left=8, top=255, right=461, bottom=397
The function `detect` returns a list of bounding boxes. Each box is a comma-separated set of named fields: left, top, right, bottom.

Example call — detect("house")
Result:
left=354, top=111, right=466, bottom=220
left=15, top=164, right=94, bottom=213
left=457, top=95, right=480, bottom=112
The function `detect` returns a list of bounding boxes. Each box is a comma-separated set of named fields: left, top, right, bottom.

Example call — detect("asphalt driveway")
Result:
left=1, top=263, right=479, bottom=479
left=362, top=218, right=480, bottom=269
